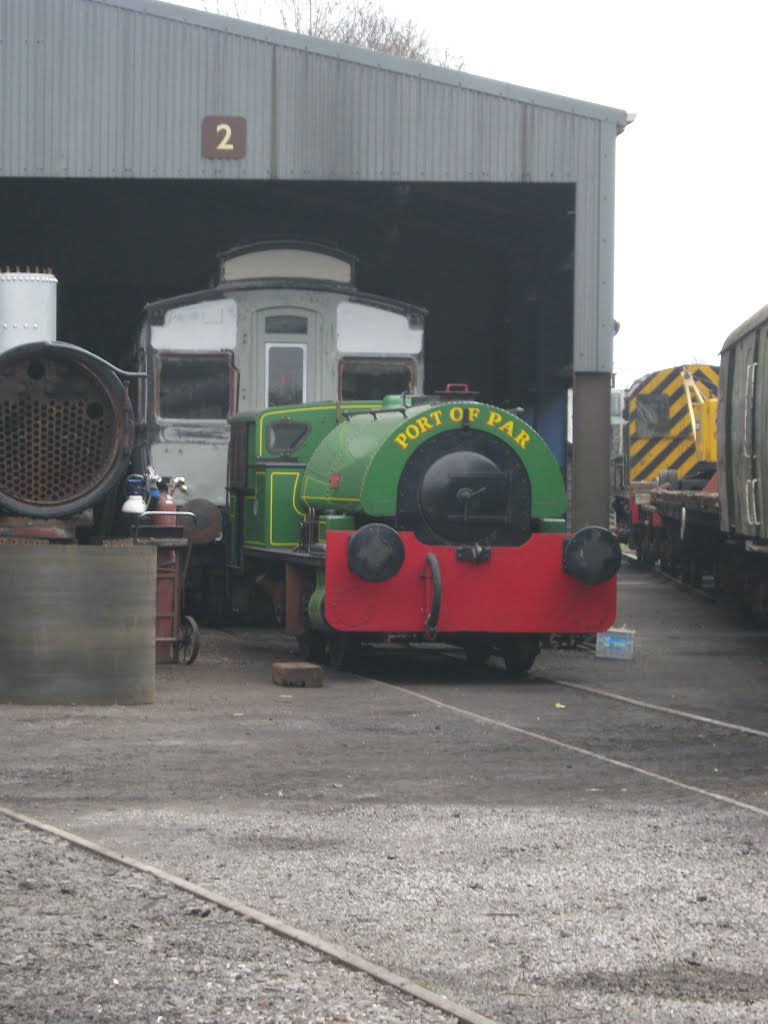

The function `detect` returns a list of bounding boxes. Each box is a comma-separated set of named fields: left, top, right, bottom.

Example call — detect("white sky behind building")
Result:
left=165, top=0, right=768, bottom=388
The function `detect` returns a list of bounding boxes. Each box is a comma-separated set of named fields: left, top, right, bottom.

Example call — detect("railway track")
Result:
left=376, top=676, right=768, bottom=821
left=550, top=677, right=768, bottom=740
left=1, top=802, right=495, bottom=1024
left=621, top=549, right=718, bottom=601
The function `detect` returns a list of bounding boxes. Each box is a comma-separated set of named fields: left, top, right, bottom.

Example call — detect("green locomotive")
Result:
left=226, top=391, right=621, bottom=672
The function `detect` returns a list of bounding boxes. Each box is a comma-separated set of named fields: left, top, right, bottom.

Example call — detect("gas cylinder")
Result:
left=121, top=474, right=147, bottom=515
left=153, top=481, right=177, bottom=527
left=120, top=473, right=148, bottom=533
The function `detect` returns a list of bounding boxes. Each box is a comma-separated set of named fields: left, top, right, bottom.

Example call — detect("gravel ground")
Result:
left=1, top=817, right=461, bottom=1024
left=3, top=571, right=768, bottom=1024
left=5, top=795, right=766, bottom=1024
left=55, top=799, right=768, bottom=1024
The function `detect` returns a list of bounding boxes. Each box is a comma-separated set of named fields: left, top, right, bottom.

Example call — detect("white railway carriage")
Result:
left=131, top=241, right=426, bottom=620
left=133, top=241, right=426, bottom=509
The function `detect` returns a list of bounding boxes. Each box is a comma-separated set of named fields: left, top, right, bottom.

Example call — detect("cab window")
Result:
left=265, top=420, right=310, bottom=453
left=635, top=393, right=670, bottom=438
left=157, top=354, right=231, bottom=419
left=340, top=358, right=415, bottom=400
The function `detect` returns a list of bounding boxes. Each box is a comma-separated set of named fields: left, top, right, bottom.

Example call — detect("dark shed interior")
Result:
left=0, top=177, right=574, bottom=460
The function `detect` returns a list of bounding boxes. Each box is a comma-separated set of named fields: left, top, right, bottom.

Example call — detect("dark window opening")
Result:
left=265, top=315, right=308, bottom=335
left=228, top=422, right=249, bottom=489
left=635, top=393, right=670, bottom=438
left=340, top=358, right=415, bottom=400
left=158, top=354, right=231, bottom=419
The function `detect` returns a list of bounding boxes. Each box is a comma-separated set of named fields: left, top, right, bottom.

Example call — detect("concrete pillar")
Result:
left=0, top=545, right=157, bottom=704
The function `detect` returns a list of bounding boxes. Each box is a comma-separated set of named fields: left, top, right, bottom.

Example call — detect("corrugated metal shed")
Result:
left=0, top=0, right=629, bottom=372
left=1, top=0, right=628, bottom=182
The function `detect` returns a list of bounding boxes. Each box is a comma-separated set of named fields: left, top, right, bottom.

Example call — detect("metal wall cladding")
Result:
left=274, top=48, right=610, bottom=184
left=1, top=0, right=624, bottom=186
left=0, top=0, right=273, bottom=179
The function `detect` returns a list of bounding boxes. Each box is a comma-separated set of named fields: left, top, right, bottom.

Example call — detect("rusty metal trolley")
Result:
left=132, top=511, right=200, bottom=665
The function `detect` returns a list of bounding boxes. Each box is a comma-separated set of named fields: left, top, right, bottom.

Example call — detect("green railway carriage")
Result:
left=714, top=304, right=768, bottom=615
left=227, top=394, right=621, bottom=672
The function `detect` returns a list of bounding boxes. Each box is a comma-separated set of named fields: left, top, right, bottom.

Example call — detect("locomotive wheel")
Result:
left=203, top=574, right=227, bottom=628
left=327, top=632, right=360, bottom=671
left=462, top=640, right=492, bottom=671
left=177, top=615, right=201, bottom=665
left=297, top=630, right=326, bottom=663
left=501, top=636, right=540, bottom=677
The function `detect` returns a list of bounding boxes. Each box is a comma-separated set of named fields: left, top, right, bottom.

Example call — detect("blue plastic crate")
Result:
left=596, top=628, right=635, bottom=660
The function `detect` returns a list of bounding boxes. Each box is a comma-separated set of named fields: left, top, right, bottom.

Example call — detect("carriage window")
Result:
left=265, top=315, right=308, bottom=335
left=266, top=344, right=305, bottom=407
left=266, top=420, right=311, bottom=453
left=340, top=358, right=414, bottom=400
left=635, top=393, right=670, bottom=438
left=158, top=354, right=231, bottom=419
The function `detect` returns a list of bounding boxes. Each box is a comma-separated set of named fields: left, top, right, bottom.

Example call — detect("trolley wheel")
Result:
left=501, top=636, right=540, bottom=677
left=327, top=632, right=360, bottom=671
left=177, top=615, right=200, bottom=665
left=297, top=630, right=326, bottom=663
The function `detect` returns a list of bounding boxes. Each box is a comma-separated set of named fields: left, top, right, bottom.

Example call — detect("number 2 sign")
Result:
left=202, top=116, right=246, bottom=159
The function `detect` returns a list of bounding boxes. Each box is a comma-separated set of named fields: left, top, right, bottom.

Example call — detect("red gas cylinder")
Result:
left=153, top=484, right=177, bottom=527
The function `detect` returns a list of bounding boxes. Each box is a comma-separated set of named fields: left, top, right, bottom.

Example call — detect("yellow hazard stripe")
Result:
left=674, top=452, right=701, bottom=480
left=630, top=437, right=695, bottom=481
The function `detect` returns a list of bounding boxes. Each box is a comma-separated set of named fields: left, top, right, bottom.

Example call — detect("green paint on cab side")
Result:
left=229, top=401, right=382, bottom=550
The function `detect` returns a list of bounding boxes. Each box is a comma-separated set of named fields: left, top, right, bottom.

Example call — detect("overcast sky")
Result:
left=167, top=0, right=768, bottom=388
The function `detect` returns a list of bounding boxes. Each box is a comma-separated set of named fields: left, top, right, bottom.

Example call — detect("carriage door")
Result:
left=251, top=309, right=318, bottom=409
left=741, top=334, right=760, bottom=537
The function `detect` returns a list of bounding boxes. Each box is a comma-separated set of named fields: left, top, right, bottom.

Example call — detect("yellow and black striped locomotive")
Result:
left=613, top=363, right=719, bottom=578
left=626, top=363, right=719, bottom=491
